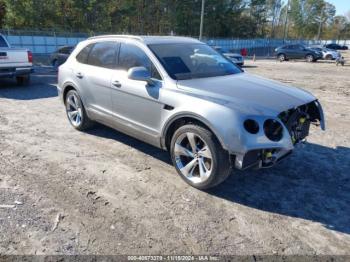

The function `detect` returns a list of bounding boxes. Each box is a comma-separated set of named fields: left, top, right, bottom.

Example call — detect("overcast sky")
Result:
left=283, top=0, right=349, bottom=16
left=327, top=0, right=349, bottom=15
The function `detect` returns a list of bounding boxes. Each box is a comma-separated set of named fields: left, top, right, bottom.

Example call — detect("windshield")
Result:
left=148, top=43, right=242, bottom=80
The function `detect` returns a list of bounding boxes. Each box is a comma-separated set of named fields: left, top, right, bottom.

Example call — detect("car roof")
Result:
left=59, top=45, right=74, bottom=49
left=88, top=35, right=202, bottom=45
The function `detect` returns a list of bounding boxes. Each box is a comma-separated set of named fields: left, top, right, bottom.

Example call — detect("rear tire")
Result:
left=325, top=54, right=332, bottom=60
left=16, top=75, right=30, bottom=86
left=170, top=124, right=231, bottom=190
left=65, top=90, right=94, bottom=131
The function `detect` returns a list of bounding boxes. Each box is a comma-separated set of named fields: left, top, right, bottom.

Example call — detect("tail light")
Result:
left=27, top=51, right=33, bottom=63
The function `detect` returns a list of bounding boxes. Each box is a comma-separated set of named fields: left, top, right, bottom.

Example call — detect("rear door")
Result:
left=73, top=41, right=119, bottom=115
left=295, top=44, right=307, bottom=58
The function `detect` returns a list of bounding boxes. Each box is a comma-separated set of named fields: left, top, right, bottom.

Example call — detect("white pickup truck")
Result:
left=0, top=34, right=33, bottom=85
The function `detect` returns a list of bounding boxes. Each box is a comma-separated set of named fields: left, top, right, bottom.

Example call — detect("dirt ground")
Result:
left=0, top=52, right=349, bottom=256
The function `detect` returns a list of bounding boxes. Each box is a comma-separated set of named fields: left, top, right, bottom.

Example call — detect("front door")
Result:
left=110, top=42, right=164, bottom=139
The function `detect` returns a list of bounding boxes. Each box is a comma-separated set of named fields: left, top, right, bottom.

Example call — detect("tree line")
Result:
left=0, top=0, right=349, bottom=40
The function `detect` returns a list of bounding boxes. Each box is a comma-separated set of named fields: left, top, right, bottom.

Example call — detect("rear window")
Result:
left=59, top=46, right=74, bottom=54
left=76, top=44, right=93, bottom=64
left=0, top=36, right=9, bottom=48
left=87, top=42, right=118, bottom=69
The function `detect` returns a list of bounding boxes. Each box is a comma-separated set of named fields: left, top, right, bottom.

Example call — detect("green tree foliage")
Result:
left=288, top=0, right=336, bottom=38
left=0, top=0, right=5, bottom=28
left=0, top=0, right=349, bottom=39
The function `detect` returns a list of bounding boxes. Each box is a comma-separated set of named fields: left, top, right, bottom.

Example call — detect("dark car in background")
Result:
left=324, top=43, right=348, bottom=50
left=50, top=46, right=74, bottom=68
left=275, top=44, right=323, bottom=62
left=212, top=46, right=244, bottom=66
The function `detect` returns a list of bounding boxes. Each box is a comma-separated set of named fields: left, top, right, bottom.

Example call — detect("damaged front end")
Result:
left=278, top=100, right=325, bottom=143
left=235, top=100, right=325, bottom=169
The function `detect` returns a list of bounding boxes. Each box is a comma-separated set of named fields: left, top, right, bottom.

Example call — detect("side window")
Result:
left=0, top=36, right=9, bottom=47
left=76, top=44, right=93, bottom=64
left=118, top=43, right=161, bottom=80
left=87, top=42, right=118, bottom=69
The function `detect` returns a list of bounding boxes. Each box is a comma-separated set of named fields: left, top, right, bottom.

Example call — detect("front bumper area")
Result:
left=235, top=148, right=293, bottom=169
left=233, top=100, right=324, bottom=170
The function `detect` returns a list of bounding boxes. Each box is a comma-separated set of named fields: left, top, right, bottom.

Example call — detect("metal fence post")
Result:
left=54, top=31, right=57, bottom=52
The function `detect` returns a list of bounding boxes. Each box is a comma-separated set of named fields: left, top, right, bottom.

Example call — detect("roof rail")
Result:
left=87, top=35, right=143, bottom=41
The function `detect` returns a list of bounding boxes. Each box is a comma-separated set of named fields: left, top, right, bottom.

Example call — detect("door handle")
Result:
left=76, top=72, right=84, bottom=79
left=112, top=80, right=122, bottom=88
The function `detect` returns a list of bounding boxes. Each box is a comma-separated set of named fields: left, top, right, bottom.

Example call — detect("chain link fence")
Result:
left=1, top=29, right=348, bottom=59
left=205, top=38, right=349, bottom=57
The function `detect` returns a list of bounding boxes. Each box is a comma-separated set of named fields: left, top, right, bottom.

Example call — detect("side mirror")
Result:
left=128, top=66, right=153, bottom=85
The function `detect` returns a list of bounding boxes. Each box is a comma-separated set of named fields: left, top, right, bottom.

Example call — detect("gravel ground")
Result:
left=0, top=53, right=349, bottom=255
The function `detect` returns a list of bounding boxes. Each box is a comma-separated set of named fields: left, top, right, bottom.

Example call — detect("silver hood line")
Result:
left=177, top=72, right=316, bottom=115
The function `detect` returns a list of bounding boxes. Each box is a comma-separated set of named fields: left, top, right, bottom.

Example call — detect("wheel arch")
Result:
left=161, top=113, right=227, bottom=152
left=325, top=54, right=333, bottom=60
left=62, top=84, right=76, bottom=103
left=61, top=82, right=84, bottom=104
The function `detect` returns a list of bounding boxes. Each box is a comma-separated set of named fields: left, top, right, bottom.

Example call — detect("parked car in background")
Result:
left=50, top=46, right=74, bottom=68
left=275, top=44, right=323, bottom=62
left=324, top=43, right=348, bottom=50
left=212, top=46, right=244, bottom=66
left=0, top=34, right=33, bottom=85
left=58, top=35, right=325, bottom=190
left=310, top=46, right=340, bottom=60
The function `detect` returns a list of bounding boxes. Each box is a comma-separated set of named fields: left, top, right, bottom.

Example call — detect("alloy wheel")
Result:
left=174, top=132, right=213, bottom=184
left=279, top=54, right=285, bottom=62
left=66, top=93, right=83, bottom=127
left=306, top=55, right=313, bottom=62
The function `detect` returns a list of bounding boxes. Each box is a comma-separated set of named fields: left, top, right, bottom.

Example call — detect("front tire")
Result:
left=306, top=54, right=315, bottom=62
left=65, top=90, right=93, bottom=131
left=278, top=54, right=286, bottom=62
left=170, top=124, right=231, bottom=190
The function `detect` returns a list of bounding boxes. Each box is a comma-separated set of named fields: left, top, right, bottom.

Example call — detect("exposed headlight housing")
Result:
left=263, top=119, right=283, bottom=142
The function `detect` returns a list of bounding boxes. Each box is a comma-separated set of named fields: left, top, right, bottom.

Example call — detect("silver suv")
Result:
left=58, top=35, right=325, bottom=189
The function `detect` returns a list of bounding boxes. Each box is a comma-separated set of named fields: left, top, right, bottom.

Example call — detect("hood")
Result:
left=176, top=72, right=316, bottom=116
